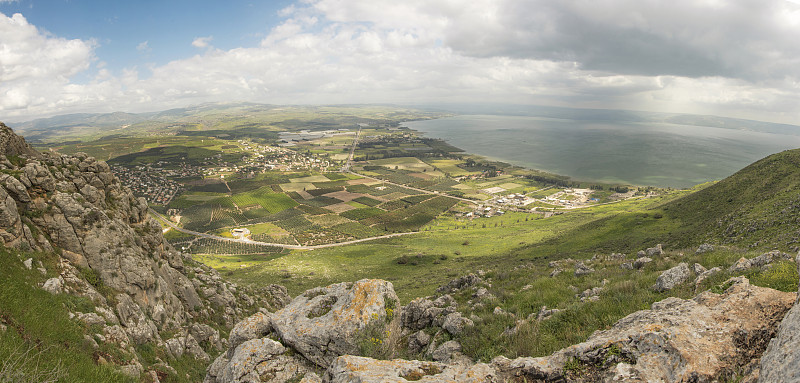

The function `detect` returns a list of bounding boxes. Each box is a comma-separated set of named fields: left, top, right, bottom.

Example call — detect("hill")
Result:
left=664, top=148, right=800, bottom=249
left=0, top=122, right=290, bottom=381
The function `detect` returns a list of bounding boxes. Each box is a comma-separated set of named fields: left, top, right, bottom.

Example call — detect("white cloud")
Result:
left=136, top=41, right=150, bottom=52
left=191, top=36, right=212, bottom=48
left=3, top=1, right=800, bottom=124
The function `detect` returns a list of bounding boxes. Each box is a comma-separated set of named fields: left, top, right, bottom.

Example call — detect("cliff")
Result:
left=0, top=122, right=289, bottom=380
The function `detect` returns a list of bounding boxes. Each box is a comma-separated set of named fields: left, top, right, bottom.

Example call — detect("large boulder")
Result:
left=494, top=277, right=795, bottom=382
left=400, top=296, right=456, bottom=331
left=326, top=356, right=496, bottom=383
left=652, top=263, right=692, bottom=292
left=213, top=338, right=314, bottom=383
left=271, top=279, right=399, bottom=367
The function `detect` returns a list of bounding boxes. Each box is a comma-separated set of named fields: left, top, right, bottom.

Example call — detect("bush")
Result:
left=751, top=261, right=799, bottom=292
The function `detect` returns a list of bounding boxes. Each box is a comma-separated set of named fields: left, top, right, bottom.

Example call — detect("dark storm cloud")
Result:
left=443, top=0, right=800, bottom=80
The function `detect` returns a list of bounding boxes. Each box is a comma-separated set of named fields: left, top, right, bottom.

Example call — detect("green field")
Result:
left=228, top=187, right=298, bottom=213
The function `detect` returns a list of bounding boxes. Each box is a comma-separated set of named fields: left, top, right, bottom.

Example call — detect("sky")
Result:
left=2, top=0, right=800, bottom=124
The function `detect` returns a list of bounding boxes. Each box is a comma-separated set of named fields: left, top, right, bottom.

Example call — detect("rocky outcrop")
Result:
left=326, top=356, right=495, bottom=383
left=0, top=122, right=40, bottom=158
left=272, top=279, right=399, bottom=368
left=216, top=275, right=797, bottom=383
left=209, top=280, right=402, bottom=382
left=757, top=253, right=800, bottom=383
left=0, top=124, right=284, bottom=377
left=495, top=277, right=794, bottom=382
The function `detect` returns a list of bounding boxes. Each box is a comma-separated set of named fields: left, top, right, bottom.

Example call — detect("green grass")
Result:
left=229, top=187, right=298, bottom=214
left=0, top=248, right=133, bottom=383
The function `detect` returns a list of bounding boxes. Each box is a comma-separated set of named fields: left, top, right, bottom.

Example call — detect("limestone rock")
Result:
left=574, top=262, right=594, bottom=277
left=692, top=263, right=708, bottom=275
left=0, top=123, right=39, bottom=158
left=442, top=312, right=473, bottom=336
left=495, top=277, right=795, bottom=382
left=758, top=254, right=800, bottom=383
left=165, top=335, right=209, bottom=361
left=695, top=266, right=722, bottom=287
left=696, top=243, right=714, bottom=254
left=42, top=276, right=64, bottom=294
left=436, top=273, right=482, bottom=293
left=408, top=330, right=431, bottom=354
left=653, top=263, right=692, bottom=292
left=401, top=296, right=455, bottom=331
left=327, top=356, right=496, bottom=383
left=271, top=279, right=399, bottom=367
left=646, top=244, right=663, bottom=257
left=729, top=256, right=753, bottom=272
left=210, top=338, right=313, bottom=383
left=431, top=340, right=463, bottom=363
left=228, top=312, right=273, bottom=353
left=633, top=257, right=652, bottom=269
left=190, top=323, right=224, bottom=351
left=750, top=250, right=793, bottom=269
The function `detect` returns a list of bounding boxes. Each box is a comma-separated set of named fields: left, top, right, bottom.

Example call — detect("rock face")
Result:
left=498, top=277, right=794, bottom=382
left=217, top=275, right=797, bottom=383
left=327, top=356, right=496, bottom=383
left=758, top=253, right=800, bottom=383
left=271, top=279, right=399, bottom=368
left=0, top=124, right=285, bottom=377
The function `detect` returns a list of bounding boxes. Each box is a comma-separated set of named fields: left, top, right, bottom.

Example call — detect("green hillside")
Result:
left=665, top=148, right=800, bottom=249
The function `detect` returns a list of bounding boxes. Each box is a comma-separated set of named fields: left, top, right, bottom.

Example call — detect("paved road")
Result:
left=150, top=208, right=418, bottom=250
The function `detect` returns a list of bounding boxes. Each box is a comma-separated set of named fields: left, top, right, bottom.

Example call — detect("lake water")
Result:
left=404, top=115, right=800, bottom=188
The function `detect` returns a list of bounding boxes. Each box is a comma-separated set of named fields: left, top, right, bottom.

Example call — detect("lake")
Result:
left=404, top=115, right=800, bottom=188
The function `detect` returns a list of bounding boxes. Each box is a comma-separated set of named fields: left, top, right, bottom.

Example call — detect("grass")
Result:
left=0, top=248, right=133, bottom=383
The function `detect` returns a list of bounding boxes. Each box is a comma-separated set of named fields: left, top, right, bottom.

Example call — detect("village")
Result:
left=111, top=165, right=192, bottom=205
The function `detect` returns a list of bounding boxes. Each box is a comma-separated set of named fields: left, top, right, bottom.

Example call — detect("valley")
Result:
left=3, top=104, right=800, bottom=382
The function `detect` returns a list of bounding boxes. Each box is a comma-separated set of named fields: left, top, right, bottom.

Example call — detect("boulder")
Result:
left=730, top=257, right=753, bottom=273
left=652, top=263, right=692, bottom=292
left=271, top=279, right=399, bottom=367
left=574, top=262, right=594, bottom=277
left=213, top=338, right=313, bottom=383
left=42, top=277, right=64, bottom=294
left=327, top=356, right=496, bottom=383
left=227, top=312, right=273, bottom=352
left=407, top=331, right=431, bottom=354
left=442, top=312, right=474, bottom=336
left=436, top=273, right=482, bottom=293
left=494, top=277, right=795, bottom=382
left=695, top=266, right=722, bottom=287
left=165, top=334, right=209, bottom=361
left=646, top=244, right=663, bottom=257
left=750, top=250, right=793, bottom=269
left=431, top=340, right=463, bottom=363
left=692, top=263, right=708, bottom=275
left=633, top=257, right=652, bottom=269
left=696, top=243, right=714, bottom=254
left=401, top=297, right=455, bottom=331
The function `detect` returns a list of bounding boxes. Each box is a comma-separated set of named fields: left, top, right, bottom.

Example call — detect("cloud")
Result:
left=0, top=12, right=97, bottom=114
left=2, top=1, right=800, bottom=124
left=191, top=36, right=212, bottom=48
left=136, top=41, right=150, bottom=53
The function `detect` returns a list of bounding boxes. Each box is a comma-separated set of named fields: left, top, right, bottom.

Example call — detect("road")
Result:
left=340, top=125, right=362, bottom=172
left=150, top=208, right=419, bottom=250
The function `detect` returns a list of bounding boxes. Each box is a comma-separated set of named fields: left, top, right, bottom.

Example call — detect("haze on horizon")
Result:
left=3, top=0, right=800, bottom=125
